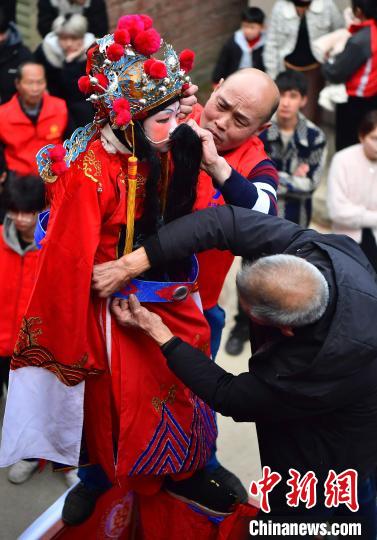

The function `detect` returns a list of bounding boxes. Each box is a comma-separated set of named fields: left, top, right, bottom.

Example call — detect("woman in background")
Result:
left=328, top=110, right=377, bottom=272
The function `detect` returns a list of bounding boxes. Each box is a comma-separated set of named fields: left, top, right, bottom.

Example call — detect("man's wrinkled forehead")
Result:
left=218, top=82, right=261, bottom=122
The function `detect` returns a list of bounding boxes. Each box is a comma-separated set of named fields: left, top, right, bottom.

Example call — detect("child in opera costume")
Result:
left=0, top=14, right=256, bottom=538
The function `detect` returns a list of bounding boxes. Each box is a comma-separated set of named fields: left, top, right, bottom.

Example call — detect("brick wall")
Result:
left=106, top=0, right=247, bottom=97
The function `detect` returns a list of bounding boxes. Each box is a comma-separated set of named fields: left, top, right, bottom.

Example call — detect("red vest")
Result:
left=0, top=93, right=67, bottom=175
left=189, top=104, right=269, bottom=309
left=346, top=20, right=377, bottom=98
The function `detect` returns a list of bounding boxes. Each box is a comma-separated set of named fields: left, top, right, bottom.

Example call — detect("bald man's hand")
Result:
left=186, top=119, right=231, bottom=185
left=178, top=84, right=198, bottom=119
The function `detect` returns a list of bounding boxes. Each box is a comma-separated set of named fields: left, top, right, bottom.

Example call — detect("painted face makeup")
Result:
left=143, top=101, right=180, bottom=152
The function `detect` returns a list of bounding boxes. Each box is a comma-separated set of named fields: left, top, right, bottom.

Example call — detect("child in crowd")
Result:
left=225, top=70, right=326, bottom=356
left=0, top=175, right=45, bottom=483
left=260, top=70, right=326, bottom=226
left=0, top=174, right=81, bottom=487
left=212, top=6, right=265, bottom=85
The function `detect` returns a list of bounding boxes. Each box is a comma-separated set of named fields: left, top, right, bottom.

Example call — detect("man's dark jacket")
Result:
left=0, top=23, right=32, bottom=105
left=144, top=205, right=377, bottom=512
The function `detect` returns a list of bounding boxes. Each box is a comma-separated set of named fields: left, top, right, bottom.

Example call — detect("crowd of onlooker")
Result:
left=0, top=0, right=377, bottom=493
left=213, top=0, right=377, bottom=356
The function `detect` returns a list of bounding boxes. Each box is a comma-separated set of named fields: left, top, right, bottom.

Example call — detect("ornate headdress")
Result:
left=78, top=13, right=194, bottom=129
left=37, top=14, right=195, bottom=254
left=37, top=14, right=195, bottom=179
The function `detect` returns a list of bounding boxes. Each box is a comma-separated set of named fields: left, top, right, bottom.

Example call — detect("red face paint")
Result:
left=143, top=101, right=180, bottom=152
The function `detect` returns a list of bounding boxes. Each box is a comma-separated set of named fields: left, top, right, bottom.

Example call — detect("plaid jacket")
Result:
left=260, top=113, right=326, bottom=226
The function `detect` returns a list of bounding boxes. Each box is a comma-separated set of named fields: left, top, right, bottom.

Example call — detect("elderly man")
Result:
left=93, top=205, right=377, bottom=536
left=0, top=62, right=67, bottom=175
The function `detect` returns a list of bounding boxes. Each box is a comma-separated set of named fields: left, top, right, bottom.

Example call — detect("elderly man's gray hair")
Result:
left=236, top=254, right=329, bottom=327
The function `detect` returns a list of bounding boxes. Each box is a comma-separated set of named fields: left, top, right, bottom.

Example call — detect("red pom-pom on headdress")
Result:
left=92, top=73, right=109, bottom=91
left=149, top=60, right=167, bottom=79
left=51, top=161, right=68, bottom=175
left=107, top=43, right=124, bottom=62
left=78, top=75, right=92, bottom=94
left=49, top=144, right=66, bottom=162
left=179, top=49, right=195, bottom=73
left=143, top=59, right=167, bottom=79
left=113, top=97, right=130, bottom=113
left=113, top=97, right=131, bottom=127
left=140, top=14, right=153, bottom=30
left=143, top=58, right=155, bottom=75
left=78, top=73, right=108, bottom=94
left=117, top=15, right=144, bottom=39
left=114, top=29, right=131, bottom=46
left=115, top=110, right=132, bottom=126
left=134, top=28, right=161, bottom=56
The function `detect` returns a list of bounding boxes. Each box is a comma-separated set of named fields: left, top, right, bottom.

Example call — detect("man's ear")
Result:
left=255, top=121, right=272, bottom=136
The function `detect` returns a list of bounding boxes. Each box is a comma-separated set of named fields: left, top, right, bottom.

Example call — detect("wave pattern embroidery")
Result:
left=129, top=396, right=217, bottom=476
left=12, top=317, right=103, bottom=386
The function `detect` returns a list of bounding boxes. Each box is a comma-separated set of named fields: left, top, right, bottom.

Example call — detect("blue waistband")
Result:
left=35, top=210, right=198, bottom=302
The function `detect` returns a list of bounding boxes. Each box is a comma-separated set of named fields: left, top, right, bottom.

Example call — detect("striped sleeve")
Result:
left=219, top=159, right=278, bottom=216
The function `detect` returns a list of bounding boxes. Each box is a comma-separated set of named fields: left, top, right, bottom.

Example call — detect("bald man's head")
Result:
left=224, top=69, right=280, bottom=122
left=201, top=68, right=280, bottom=152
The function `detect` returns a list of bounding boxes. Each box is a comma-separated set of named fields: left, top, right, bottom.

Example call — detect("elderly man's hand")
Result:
left=92, top=247, right=151, bottom=297
left=186, top=119, right=231, bottom=185
left=178, top=84, right=198, bottom=119
left=92, top=259, right=130, bottom=297
left=111, top=295, right=174, bottom=346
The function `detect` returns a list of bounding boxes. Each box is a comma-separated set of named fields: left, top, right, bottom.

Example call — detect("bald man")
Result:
left=184, top=68, right=280, bottom=359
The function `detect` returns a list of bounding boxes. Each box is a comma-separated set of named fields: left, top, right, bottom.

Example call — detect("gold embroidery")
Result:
left=12, top=317, right=103, bottom=386
left=40, top=166, right=58, bottom=184
left=82, top=149, right=102, bottom=184
left=152, top=384, right=177, bottom=412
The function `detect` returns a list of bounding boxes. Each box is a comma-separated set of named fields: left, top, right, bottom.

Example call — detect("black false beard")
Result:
left=164, top=123, right=202, bottom=224
left=125, top=121, right=202, bottom=239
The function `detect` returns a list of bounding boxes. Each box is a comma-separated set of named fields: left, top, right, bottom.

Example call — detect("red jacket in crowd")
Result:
left=0, top=93, right=68, bottom=175
left=0, top=219, right=39, bottom=356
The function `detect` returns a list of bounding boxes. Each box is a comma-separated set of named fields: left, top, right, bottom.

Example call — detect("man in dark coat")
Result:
left=93, top=205, right=377, bottom=534
left=0, top=9, right=33, bottom=105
